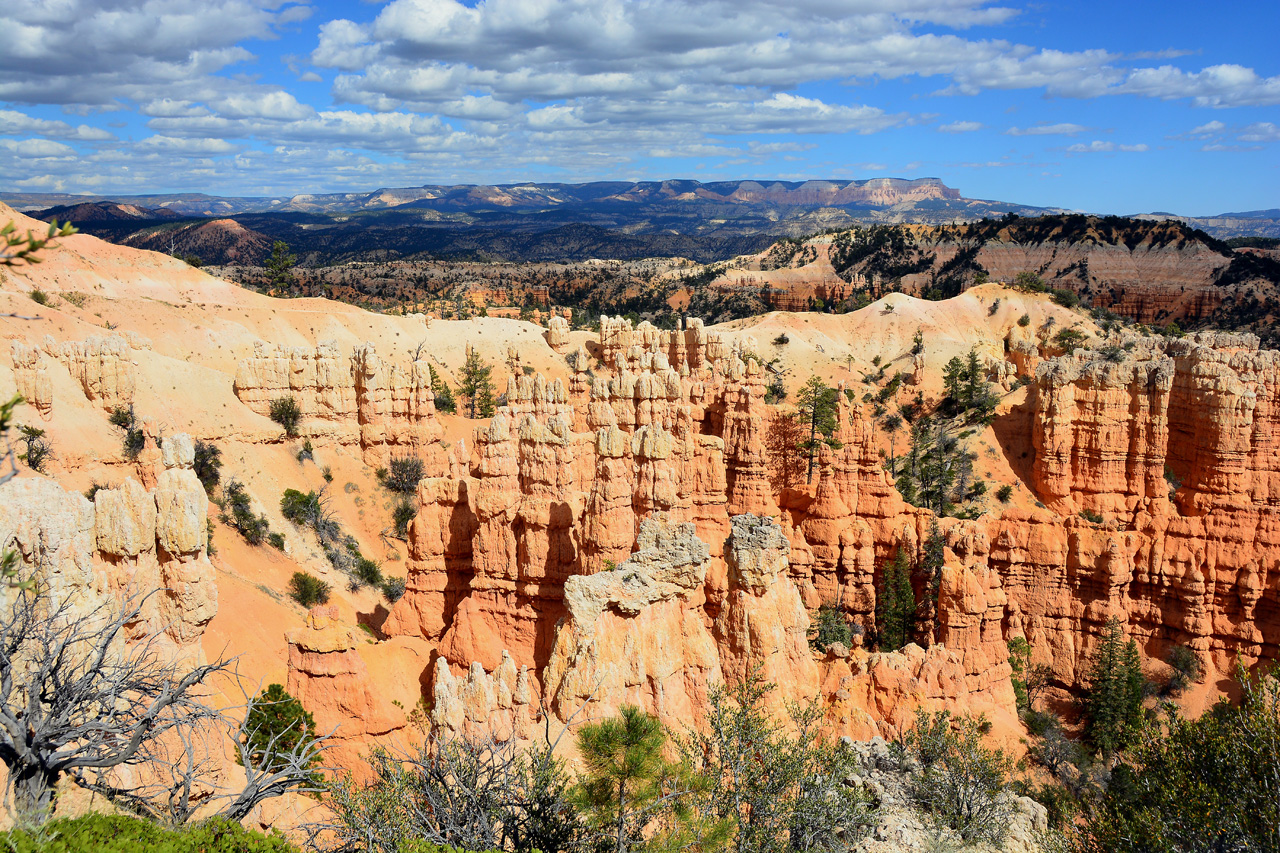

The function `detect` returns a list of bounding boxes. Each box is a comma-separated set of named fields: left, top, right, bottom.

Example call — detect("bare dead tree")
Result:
left=0, top=588, right=327, bottom=824
left=73, top=679, right=332, bottom=826
left=325, top=729, right=585, bottom=853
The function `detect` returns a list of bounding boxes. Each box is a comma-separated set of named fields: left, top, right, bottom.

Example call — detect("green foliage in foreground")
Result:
left=1077, top=665, right=1280, bottom=852
left=0, top=814, right=297, bottom=853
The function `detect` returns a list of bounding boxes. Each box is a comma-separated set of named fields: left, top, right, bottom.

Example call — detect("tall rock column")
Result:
left=714, top=514, right=817, bottom=708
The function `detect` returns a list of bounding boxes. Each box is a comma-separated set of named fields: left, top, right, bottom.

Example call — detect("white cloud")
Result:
left=938, top=120, right=982, bottom=133
left=136, top=136, right=241, bottom=155
left=1187, top=120, right=1226, bottom=137
left=0, top=138, right=78, bottom=158
left=1065, top=141, right=1149, bottom=153
left=1239, top=122, right=1280, bottom=143
left=0, top=110, right=115, bottom=141
left=1006, top=123, right=1089, bottom=136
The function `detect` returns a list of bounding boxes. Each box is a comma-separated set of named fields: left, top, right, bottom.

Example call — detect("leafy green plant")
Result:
left=1007, top=636, right=1053, bottom=712
left=269, top=395, right=302, bottom=437
left=429, top=365, right=456, bottom=414
left=267, top=532, right=285, bottom=551
left=17, top=425, right=51, bottom=473
left=381, top=576, right=406, bottom=603
left=393, top=499, right=416, bottom=539
left=28, top=288, right=50, bottom=306
left=876, top=547, right=916, bottom=651
left=996, top=484, right=1014, bottom=503
left=222, top=480, right=271, bottom=546
left=288, top=572, right=331, bottom=608
left=458, top=348, right=496, bottom=418
left=1082, top=616, right=1147, bottom=755
left=110, top=405, right=147, bottom=460
left=383, top=455, right=425, bottom=494
left=0, top=813, right=299, bottom=853
left=808, top=603, right=852, bottom=652
left=193, top=440, right=222, bottom=494
left=901, top=709, right=1016, bottom=845
left=354, top=558, right=383, bottom=587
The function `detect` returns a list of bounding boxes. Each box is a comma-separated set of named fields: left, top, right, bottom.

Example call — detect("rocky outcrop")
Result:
left=286, top=605, right=407, bottom=762
left=234, top=340, right=443, bottom=463
left=0, top=433, right=215, bottom=661
left=543, top=516, right=720, bottom=725
left=1017, top=331, right=1280, bottom=682
left=52, top=334, right=138, bottom=411
left=9, top=341, right=53, bottom=419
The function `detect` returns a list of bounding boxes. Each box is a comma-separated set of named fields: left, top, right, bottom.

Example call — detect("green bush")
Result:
left=393, top=498, right=417, bottom=538
left=355, top=557, right=384, bottom=587
left=1017, top=313, right=1031, bottom=327
left=193, top=440, right=221, bottom=494
left=0, top=813, right=298, bottom=852
left=901, top=709, right=1015, bottom=845
left=808, top=602, right=852, bottom=652
left=17, top=425, right=52, bottom=473
left=1083, top=616, right=1147, bottom=755
left=289, top=572, right=330, bottom=608
left=240, top=684, right=319, bottom=779
left=223, top=480, right=271, bottom=546
left=109, top=405, right=147, bottom=460
left=383, top=454, right=425, bottom=494
left=1049, top=288, right=1080, bottom=308
left=381, top=575, right=406, bottom=602
left=280, top=488, right=322, bottom=527
left=1079, top=508, right=1104, bottom=524
left=28, top=288, right=50, bottom=306
left=1081, top=665, right=1280, bottom=852
left=1165, top=644, right=1202, bottom=695
left=267, top=532, right=286, bottom=551
left=269, top=395, right=302, bottom=437
left=996, top=484, right=1014, bottom=503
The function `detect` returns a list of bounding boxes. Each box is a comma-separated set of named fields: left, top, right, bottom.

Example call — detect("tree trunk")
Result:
left=807, top=407, right=818, bottom=484
left=11, top=763, right=58, bottom=823
left=615, top=777, right=627, bottom=853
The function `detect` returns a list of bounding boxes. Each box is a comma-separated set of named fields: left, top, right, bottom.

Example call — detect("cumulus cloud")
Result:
left=0, top=0, right=1275, bottom=194
left=1006, top=123, right=1090, bottom=136
left=0, top=110, right=116, bottom=141
left=1239, top=122, right=1280, bottom=143
left=1065, top=141, right=1149, bottom=153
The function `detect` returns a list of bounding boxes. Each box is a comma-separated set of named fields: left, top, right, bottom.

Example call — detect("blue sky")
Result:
left=1, top=0, right=1276, bottom=214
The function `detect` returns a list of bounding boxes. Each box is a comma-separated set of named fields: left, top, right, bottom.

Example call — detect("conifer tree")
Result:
left=1083, top=616, right=1147, bottom=755
left=575, top=706, right=693, bottom=853
left=458, top=347, right=496, bottom=418
left=429, top=364, right=456, bottom=414
left=265, top=240, right=297, bottom=292
left=876, top=548, right=916, bottom=651
left=795, top=376, right=842, bottom=484
left=918, top=520, right=946, bottom=640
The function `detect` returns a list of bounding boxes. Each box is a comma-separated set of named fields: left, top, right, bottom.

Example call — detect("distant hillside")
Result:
left=679, top=214, right=1280, bottom=342
left=31, top=200, right=183, bottom=223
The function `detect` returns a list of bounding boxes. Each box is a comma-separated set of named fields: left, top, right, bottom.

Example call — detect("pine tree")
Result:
left=458, top=347, right=496, bottom=418
left=765, top=411, right=808, bottom=491
left=795, top=376, right=842, bottom=484
left=876, top=548, right=916, bottom=651
left=575, top=706, right=682, bottom=853
left=239, top=684, right=320, bottom=776
left=1083, top=617, right=1147, bottom=755
left=429, top=364, right=456, bottom=414
left=918, top=520, right=946, bottom=641
left=265, top=240, right=297, bottom=292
